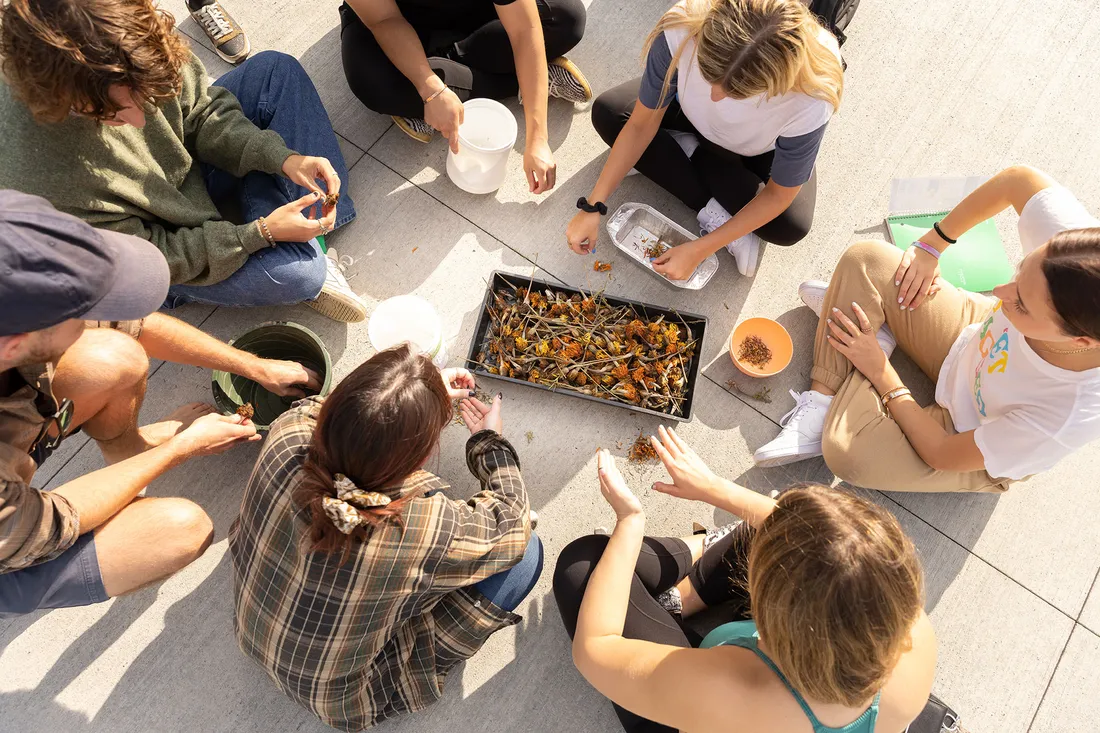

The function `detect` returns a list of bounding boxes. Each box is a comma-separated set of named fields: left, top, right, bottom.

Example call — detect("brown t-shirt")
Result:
left=0, top=320, right=143, bottom=574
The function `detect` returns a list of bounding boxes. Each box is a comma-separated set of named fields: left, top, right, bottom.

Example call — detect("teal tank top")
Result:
left=700, top=620, right=881, bottom=733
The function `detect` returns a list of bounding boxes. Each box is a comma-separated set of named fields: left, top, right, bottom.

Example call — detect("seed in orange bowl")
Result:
left=729, top=318, right=793, bottom=377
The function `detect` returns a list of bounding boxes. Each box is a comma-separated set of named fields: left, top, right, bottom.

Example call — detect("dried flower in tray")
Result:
left=594, top=260, right=613, bottom=272
left=628, top=432, right=658, bottom=463
left=236, top=403, right=255, bottom=420
left=737, top=335, right=773, bottom=369
left=473, top=282, right=700, bottom=417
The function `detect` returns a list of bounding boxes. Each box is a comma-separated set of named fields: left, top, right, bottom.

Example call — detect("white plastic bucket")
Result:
left=446, top=98, right=518, bottom=194
left=368, top=295, right=448, bottom=368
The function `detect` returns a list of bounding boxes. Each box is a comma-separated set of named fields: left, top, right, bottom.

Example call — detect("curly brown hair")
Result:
left=0, top=0, right=190, bottom=123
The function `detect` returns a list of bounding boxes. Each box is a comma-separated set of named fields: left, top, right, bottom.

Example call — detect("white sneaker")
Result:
left=798, top=279, right=897, bottom=358
left=668, top=130, right=700, bottom=159
left=306, top=248, right=368, bottom=323
left=726, top=232, right=761, bottom=277
left=698, top=199, right=760, bottom=277
left=697, top=198, right=731, bottom=235
left=753, top=390, right=833, bottom=468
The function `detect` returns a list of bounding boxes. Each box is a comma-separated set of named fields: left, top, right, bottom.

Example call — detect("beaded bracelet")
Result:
left=256, top=217, right=275, bottom=246
left=911, top=240, right=941, bottom=260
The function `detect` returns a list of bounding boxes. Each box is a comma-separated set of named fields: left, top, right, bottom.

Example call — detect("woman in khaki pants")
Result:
left=754, top=166, right=1100, bottom=492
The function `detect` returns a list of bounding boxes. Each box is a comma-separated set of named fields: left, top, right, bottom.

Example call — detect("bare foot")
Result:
left=137, top=403, right=216, bottom=449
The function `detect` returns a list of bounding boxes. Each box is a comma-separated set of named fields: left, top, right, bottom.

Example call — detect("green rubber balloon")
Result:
left=211, top=321, right=333, bottom=430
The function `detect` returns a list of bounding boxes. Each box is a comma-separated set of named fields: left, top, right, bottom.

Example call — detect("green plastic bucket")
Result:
left=211, top=321, right=333, bottom=431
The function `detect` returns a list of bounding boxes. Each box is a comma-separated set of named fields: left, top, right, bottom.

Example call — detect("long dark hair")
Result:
left=1042, top=228, right=1100, bottom=341
left=294, top=345, right=452, bottom=555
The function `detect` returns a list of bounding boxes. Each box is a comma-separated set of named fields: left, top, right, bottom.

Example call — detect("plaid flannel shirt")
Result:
left=229, top=397, right=532, bottom=731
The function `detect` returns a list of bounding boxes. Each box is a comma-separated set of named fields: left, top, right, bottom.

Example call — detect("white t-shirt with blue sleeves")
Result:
left=637, top=27, right=837, bottom=187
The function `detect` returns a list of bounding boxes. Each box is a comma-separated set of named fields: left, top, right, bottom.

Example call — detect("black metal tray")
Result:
left=465, top=271, right=709, bottom=422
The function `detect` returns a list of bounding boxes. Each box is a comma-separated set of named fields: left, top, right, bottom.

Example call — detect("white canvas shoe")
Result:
left=698, top=199, right=760, bottom=277
left=697, top=198, right=731, bottom=235
left=306, top=248, right=368, bottom=323
left=725, top=232, right=761, bottom=277
left=753, top=390, right=833, bottom=468
left=798, top=279, right=897, bottom=358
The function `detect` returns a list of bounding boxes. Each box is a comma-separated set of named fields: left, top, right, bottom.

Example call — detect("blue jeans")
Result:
left=473, top=532, right=544, bottom=611
left=165, top=51, right=357, bottom=308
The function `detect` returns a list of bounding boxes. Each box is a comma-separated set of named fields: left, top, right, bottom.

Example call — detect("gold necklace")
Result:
left=1030, top=341, right=1099, bottom=355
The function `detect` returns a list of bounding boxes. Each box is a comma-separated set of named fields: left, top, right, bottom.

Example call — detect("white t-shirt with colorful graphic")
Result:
left=936, top=186, right=1100, bottom=480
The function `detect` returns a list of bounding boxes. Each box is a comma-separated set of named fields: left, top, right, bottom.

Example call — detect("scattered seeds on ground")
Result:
left=594, top=260, right=613, bottom=272
left=727, top=380, right=773, bottom=404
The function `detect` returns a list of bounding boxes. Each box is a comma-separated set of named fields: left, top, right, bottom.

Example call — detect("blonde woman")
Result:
left=553, top=427, right=936, bottom=733
left=566, top=0, right=843, bottom=280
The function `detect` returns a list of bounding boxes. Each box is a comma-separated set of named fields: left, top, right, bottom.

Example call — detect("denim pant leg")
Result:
left=210, top=50, right=356, bottom=229
left=473, top=532, right=544, bottom=611
left=163, top=238, right=328, bottom=307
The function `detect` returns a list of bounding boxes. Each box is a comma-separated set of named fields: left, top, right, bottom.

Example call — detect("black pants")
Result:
left=591, top=79, right=817, bottom=246
left=552, top=525, right=754, bottom=733
left=340, top=0, right=586, bottom=118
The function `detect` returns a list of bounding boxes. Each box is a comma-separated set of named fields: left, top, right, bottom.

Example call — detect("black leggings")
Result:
left=591, top=79, right=817, bottom=246
left=340, top=0, right=586, bottom=118
left=552, top=524, right=755, bottom=733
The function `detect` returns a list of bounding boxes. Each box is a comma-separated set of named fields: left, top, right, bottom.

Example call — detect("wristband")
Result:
left=423, top=85, right=449, bottom=104
left=933, top=221, right=957, bottom=244
left=880, top=386, right=912, bottom=415
left=577, top=196, right=608, bottom=215
left=911, top=240, right=942, bottom=260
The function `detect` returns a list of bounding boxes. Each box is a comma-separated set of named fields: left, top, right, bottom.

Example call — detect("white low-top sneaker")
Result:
left=798, top=279, right=897, bottom=358
left=697, top=198, right=732, bottom=235
left=307, top=248, right=368, bottom=323
left=753, top=389, right=833, bottom=468
left=726, top=232, right=761, bottom=277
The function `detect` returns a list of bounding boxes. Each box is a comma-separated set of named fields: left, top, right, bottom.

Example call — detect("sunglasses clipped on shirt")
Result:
left=29, top=396, right=75, bottom=466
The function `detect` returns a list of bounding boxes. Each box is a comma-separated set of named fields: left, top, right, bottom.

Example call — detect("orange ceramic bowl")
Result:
left=729, top=318, right=793, bottom=377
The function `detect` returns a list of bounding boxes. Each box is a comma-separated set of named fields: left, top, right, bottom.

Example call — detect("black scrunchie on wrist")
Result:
left=577, top=197, right=608, bottom=215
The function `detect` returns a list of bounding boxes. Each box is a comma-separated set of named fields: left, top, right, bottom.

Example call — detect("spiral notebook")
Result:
left=886, top=211, right=1011, bottom=292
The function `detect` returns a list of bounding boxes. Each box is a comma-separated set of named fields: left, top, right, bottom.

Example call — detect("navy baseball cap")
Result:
left=0, top=190, right=170, bottom=337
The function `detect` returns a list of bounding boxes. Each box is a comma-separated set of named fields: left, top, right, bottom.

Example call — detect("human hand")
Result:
left=596, top=449, right=644, bottom=522
left=264, top=191, right=327, bottom=243
left=282, top=154, right=341, bottom=202
left=252, top=358, right=323, bottom=399
left=174, top=413, right=260, bottom=457
left=651, top=243, right=702, bottom=281
left=894, top=237, right=943, bottom=310
left=649, top=426, right=725, bottom=504
left=524, top=137, right=556, bottom=194
left=425, top=87, right=464, bottom=154
left=826, top=302, right=889, bottom=378
left=441, top=367, right=477, bottom=401
left=459, top=393, right=503, bottom=435
left=566, top=210, right=601, bottom=255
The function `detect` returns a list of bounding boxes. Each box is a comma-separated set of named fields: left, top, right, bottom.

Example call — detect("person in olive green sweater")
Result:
left=0, top=0, right=368, bottom=323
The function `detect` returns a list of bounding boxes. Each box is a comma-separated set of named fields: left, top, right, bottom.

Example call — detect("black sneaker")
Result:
left=189, top=0, right=250, bottom=64
left=391, top=116, right=434, bottom=143
left=548, top=57, right=592, bottom=103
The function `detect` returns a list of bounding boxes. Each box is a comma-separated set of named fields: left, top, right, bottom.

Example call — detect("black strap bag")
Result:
left=805, top=0, right=861, bottom=45
left=906, top=692, right=962, bottom=733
